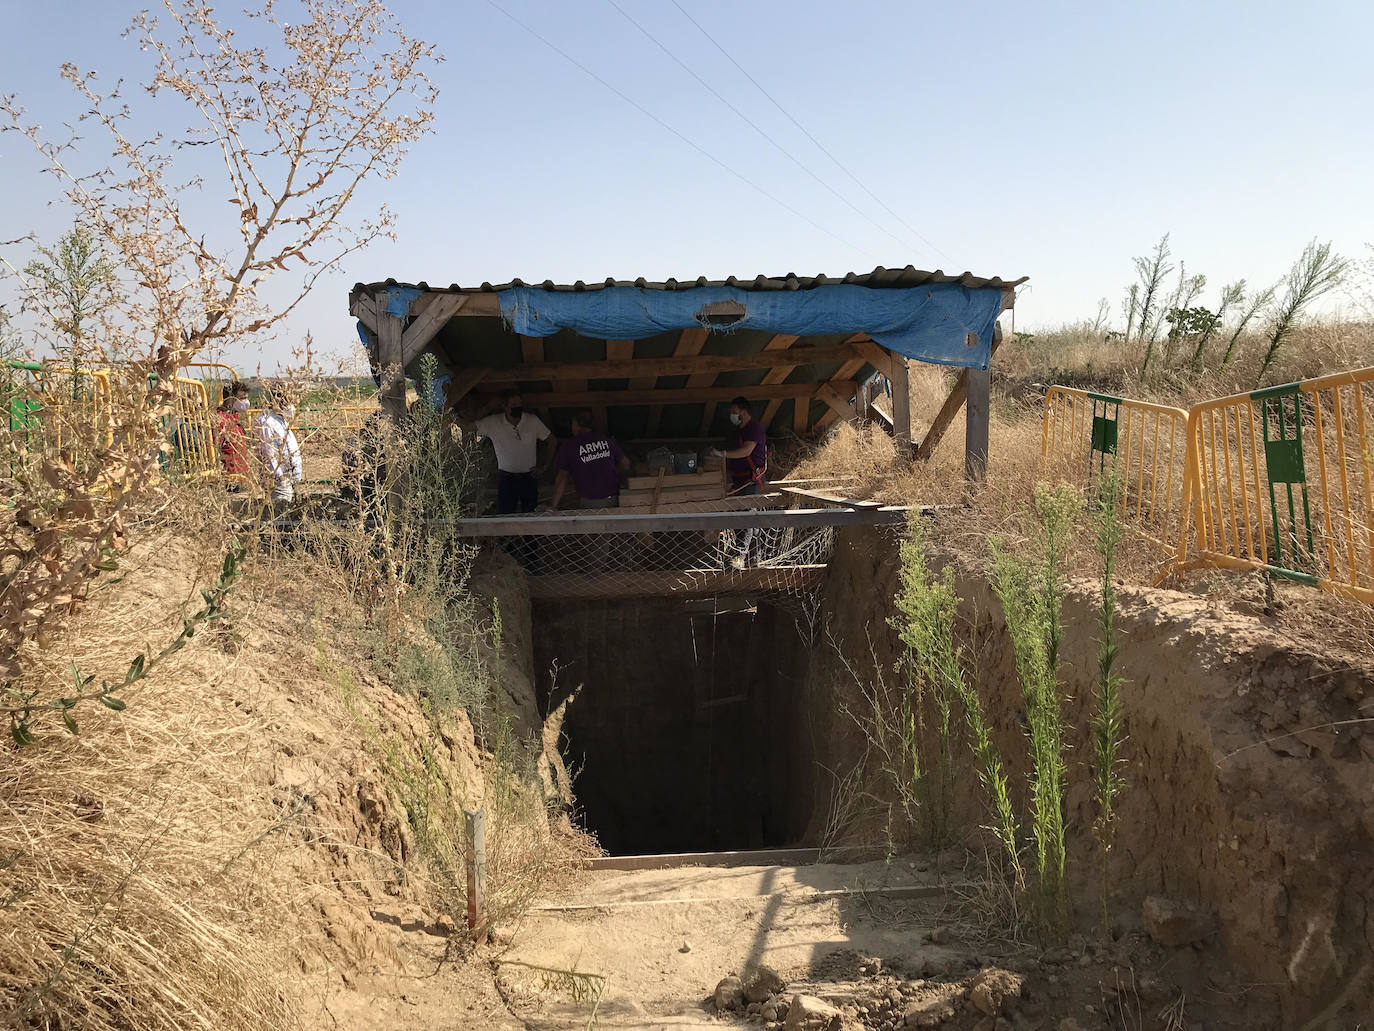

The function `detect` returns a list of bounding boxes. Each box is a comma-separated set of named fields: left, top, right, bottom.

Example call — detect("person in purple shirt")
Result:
left=551, top=409, right=630, bottom=509
left=710, top=396, right=768, bottom=568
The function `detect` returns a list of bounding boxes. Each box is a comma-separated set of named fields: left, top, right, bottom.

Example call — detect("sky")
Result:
left=1, top=0, right=1371, bottom=372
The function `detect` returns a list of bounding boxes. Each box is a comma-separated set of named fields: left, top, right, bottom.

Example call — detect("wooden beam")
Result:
left=518, top=336, right=549, bottom=421
left=814, top=358, right=867, bottom=429
left=350, top=294, right=378, bottom=333
left=401, top=294, right=467, bottom=367
left=481, top=340, right=866, bottom=384
left=751, top=333, right=806, bottom=429
left=472, top=381, right=857, bottom=409
left=444, top=366, right=490, bottom=407
left=455, top=504, right=913, bottom=536
left=965, top=364, right=990, bottom=482
left=890, top=354, right=912, bottom=456
left=914, top=321, right=1004, bottom=462
left=377, top=312, right=406, bottom=421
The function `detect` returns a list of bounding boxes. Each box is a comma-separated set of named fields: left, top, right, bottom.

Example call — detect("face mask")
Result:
left=232, top=398, right=250, bottom=413
left=508, top=406, right=524, bottom=420
left=729, top=412, right=742, bottom=426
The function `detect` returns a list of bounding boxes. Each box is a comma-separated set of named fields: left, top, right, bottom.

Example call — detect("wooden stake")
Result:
left=465, top=808, right=487, bottom=943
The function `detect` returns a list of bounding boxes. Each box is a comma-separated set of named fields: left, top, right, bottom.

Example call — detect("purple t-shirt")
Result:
left=557, top=432, right=626, bottom=500
left=727, top=418, right=767, bottom=485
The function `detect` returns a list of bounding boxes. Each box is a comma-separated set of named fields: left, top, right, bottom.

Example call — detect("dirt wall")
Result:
left=805, top=526, right=1374, bottom=1025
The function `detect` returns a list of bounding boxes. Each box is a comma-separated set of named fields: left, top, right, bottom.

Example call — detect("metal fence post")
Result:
left=464, top=808, right=487, bottom=943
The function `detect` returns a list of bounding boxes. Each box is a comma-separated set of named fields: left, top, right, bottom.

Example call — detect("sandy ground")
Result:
left=489, top=858, right=962, bottom=1029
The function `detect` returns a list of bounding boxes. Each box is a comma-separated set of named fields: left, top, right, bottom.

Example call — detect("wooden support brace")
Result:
left=914, top=322, right=1003, bottom=462
left=649, top=328, right=708, bottom=438
left=472, top=381, right=858, bottom=408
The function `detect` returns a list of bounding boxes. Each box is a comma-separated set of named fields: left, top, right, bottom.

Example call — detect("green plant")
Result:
left=1131, top=234, right=1174, bottom=374
left=1091, top=475, right=1128, bottom=931
left=1220, top=284, right=1277, bottom=367
left=20, top=224, right=118, bottom=377
left=1257, top=239, right=1349, bottom=385
left=892, top=516, right=1022, bottom=892
left=5, top=540, right=245, bottom=745
left=1189, top=280, right=1246, bottom=373
left=990, top=483, right=1079, bottom=938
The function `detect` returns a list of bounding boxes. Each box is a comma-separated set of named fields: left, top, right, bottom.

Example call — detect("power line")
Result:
left=667, top=0, right=953, bottom=267
left=482, top=0, right=873, bottom=261
left=603, top=0, right=914, bottom=257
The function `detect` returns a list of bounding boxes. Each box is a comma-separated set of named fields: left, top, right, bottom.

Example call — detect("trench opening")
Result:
left=534, top=597, right=816, bottom=856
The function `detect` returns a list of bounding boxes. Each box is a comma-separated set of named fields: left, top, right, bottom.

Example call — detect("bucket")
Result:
left=673, top=451, right=698, bottom=475
left=647, top=447, right=674, bottom=474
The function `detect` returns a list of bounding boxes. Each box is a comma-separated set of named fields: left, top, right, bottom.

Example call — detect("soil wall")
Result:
left=804, top=526, right=1374, bottom=1024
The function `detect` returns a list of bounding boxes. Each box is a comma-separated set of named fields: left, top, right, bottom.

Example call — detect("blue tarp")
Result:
left=499, top=283, right=1003, bottom=370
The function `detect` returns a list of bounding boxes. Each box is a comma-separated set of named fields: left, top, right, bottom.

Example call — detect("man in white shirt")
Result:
left=474, top=390, right=556, bottom=514
left=255, top=388, right=303, bottom=506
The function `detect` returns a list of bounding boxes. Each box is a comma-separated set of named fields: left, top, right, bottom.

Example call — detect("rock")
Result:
left=1142, top=895, right=1218, bottom=947
left=744, top=964, right=787, bottom=1003
left=972, top=1019, right=997, bottom=1031
left=747, top=1002, right=763, bottom=1017
left=869, top=957, right=884, bottom=975
left=902, top=997, right=955, bottom=1027
left=927, top=926, right=952, bottom=945
left=1057, top=1020, right=1085, bottom=1031
left=968, top=968, right=1024, bottom=1016
left=762, top=1003, right=780, bottom=1022
left=714, top=975, right=745, bottom=1012
left=679, top=940, right=692, bottom=953
left=775, top=997, right=790, bottom=1020
left=784, top=994, right=841, bottom=1030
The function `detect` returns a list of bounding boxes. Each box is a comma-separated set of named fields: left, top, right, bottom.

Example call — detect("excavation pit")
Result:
left=534, top=597, right=815, bottom=856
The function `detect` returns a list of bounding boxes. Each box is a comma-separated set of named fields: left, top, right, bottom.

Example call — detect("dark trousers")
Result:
left=497, top=470, right=540, bottom=571
left=497, top=471, right=538, bottom=514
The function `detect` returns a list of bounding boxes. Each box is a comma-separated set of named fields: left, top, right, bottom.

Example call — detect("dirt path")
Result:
left=491, top=858, right=961, bottom=1028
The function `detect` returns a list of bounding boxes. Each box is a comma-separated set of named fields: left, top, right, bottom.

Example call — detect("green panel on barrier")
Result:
left=1253, top=383, right=1314, bottom=573
left=1087, top=391, right=1123, bottom=475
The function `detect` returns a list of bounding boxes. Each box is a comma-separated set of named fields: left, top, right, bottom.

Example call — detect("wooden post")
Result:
left=377, top=306, right=407, bottom=423
left=965, top=352, right=990, bottom=482
left=465, top=808, right=487, bottom=943
left=890, top=356, right=912, bottom=456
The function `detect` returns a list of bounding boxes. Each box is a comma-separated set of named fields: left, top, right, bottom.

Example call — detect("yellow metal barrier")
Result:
left=1178, top=367, right=1374, bottom=603
left=168, top=376, right=221, bottom=478
left=1040, top=386, right=1191, bottom=551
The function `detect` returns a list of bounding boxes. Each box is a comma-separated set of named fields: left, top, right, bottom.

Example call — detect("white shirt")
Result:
left=255, top=411, right=302, bottom=484
left=476, top=412, right=550, bottom=473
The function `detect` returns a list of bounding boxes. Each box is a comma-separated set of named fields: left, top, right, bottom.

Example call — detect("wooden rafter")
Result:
left=914, top=323, right=1004, bottom=460
left=471, top=381, right=858, bottom=408
left=481, top=339, right=866, bottom=384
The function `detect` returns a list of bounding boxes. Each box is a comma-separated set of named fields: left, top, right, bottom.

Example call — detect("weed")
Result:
left=990, top=483, right=1079, bottom=938
left=1091, top=474, right=1129, bottom=931
left=1257, top=239, right=1349, bottom=385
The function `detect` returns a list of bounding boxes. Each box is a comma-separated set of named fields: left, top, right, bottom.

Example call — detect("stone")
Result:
left=1142, top=896, right=1218, bottom=947
left=902, top=997, right=955, bottom=1027
left=762, top=1003, right=780, bottom=1023
left=714, top=975, right=745, bottom=1012
left=927, top=926, right=952, bottom=945
left=1057, top=1020, right=1086, bottom=1031
left=968, top=968, right=1024, bottom=1016
left=679, top=940, right=692, bottom=953
left=784, top=994, right=842, bottom=1030
left=744, top=964, right=787, bottom=1003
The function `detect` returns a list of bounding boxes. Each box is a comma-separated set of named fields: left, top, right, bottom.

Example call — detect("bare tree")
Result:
left=1132, top=235, right=1173, bottom=376
left=1189, top=279, right=1245, bottom=373
left=0, top=0, right=439, bottom=696
left=1256, top=239, right=1348, bottom=385
left=1220, top=284, right=1277, bottom=368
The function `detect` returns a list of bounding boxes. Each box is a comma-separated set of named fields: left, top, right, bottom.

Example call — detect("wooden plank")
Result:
left=965, top=364, right=990, bottom=482
left=472, top=381, right=858, bottom=408
left=517, top=336, right=550, bottom=421
left=648, top=328, right=708, bottom=437
left=626, top=472, right=712, bottom=490
left=779, top=486, right=881, bottom=508
left=852, top=339, right=893, bottom=376
left=815, top=378, right=858, bottom=429
left=915, top=321, right=1003, bottom=462
left=455, top=505, right=915, bottom=536
left=618, top=484, right=725, bottom=508
left=481, top=340, right=866, bottom=384
left=793, top=395, right=811, bottom=434
left=525, top=566, right=828, bottom=600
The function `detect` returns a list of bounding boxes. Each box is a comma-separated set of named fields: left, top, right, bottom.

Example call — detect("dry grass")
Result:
left=1, top=526, right=300, bottom=1031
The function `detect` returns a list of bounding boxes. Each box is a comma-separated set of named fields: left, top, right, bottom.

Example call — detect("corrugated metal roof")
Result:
left=350, top=265, right=1027, bottom=299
